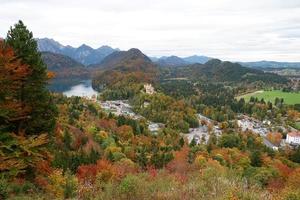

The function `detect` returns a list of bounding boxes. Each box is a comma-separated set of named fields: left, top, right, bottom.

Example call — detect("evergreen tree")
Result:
left=5, top=20, right=57, bottom=134
left=250, top=150, right=262, bottom=167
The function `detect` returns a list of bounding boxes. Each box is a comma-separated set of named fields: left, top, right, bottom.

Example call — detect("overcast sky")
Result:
left=1, top=0, right=300, bottom=61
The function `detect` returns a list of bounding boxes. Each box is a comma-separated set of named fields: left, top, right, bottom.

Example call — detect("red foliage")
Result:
left=34, top=176, right=49, bottom=189
left=77, top=164, right=99, bottom=183
left=76, top=159, right=113, bottom=183
left=166, top=146, right=190, bottom=175
left=113, top=160, right=138, bottom=180
left=267, top=178, right=285, bottom=193
left=274, top=162, right=293, bottom=179
left=36, top=160, right=53, bottom=176
left=147, top=166, right=158, bottom=178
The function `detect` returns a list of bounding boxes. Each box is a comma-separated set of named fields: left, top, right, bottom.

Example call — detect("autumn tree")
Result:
left=266, top=132, right=282, bottom=146
left=5, top=20, right=57, bottom=134
left=0, top=40, right=31, bottom=133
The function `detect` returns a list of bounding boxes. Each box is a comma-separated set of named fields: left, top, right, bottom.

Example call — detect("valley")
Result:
left=1, top=20, right=300, bottom=200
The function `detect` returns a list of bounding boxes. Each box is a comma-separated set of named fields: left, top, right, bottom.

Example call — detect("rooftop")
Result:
left=288, top=131, right=300, bottom=137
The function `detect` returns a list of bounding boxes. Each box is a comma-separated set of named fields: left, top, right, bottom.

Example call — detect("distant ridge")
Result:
left=162, top=59, right=288, bottom=84
left=41, top=51, right=89, bottom=78
left=240, top=61, right=300, bottom=69
left=37, top=38, right=119, bottom=65
left=152, top=55, right=212, bottom=67
left=156, top=56, right=189, bottom=67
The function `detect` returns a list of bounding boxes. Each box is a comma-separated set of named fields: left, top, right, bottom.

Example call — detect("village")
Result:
left=90, top=84, right=300, bottom=150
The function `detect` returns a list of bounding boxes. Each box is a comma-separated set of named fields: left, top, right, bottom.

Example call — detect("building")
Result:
left=148, top=122, right=164, bottom=134
left=286, top=131, right=300, bottom=145
left=144, top=84, right=155, bottom=94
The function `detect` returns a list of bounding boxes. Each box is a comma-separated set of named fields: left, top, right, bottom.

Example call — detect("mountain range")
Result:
left=37, top=38, right=300, bottom=71
left=161, top=59, right=288, bottom=84
left=240, top=61, right=300, bottom=69
left=37, top=38, right=119, bottom=65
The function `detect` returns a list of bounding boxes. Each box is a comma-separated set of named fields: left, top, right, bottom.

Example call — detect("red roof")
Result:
left=288, top=131, right=300, bottom=137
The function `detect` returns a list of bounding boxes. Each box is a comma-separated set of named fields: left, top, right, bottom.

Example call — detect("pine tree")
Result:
left=5, top=20, right=57, bottom=134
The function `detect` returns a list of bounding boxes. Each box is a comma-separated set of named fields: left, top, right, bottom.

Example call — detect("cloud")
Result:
left=0, top=0, right=299, bottom=61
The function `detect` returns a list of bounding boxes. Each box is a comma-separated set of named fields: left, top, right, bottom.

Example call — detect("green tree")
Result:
left=219, top=133, right=241, bottom=148
left=6, top=20, right=57, bottom=134
left=250, top=150, right=262, bottom=167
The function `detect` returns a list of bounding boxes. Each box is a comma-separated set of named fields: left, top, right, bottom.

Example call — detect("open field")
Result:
left=236, top=90, right=300, bottom=105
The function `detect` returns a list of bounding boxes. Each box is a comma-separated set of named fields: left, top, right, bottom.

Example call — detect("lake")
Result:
left=49, top=79, right=98, bottom=98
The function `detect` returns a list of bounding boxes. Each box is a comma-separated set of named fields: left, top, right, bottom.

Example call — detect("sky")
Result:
left=1, top=0, right=300, bottom=62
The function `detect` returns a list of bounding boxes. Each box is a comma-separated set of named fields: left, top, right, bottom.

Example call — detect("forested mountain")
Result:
left=37, top=38, right=119, bottom=65
left=41, top=51, right=90, bottom=78
left=240, top=61, right=300, bottom=69
left=156, top=56, right=189, bottom=67
left=92, top=48, right=158, bottom=91
left=161, top=59, right=288, bottom=84
left=91, top=48, right=156, bottom=73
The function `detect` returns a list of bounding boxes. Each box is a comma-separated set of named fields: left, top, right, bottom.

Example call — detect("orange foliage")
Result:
left=36, top=160, right=53, bottom=176
left=0, top=40, right=31, bottom=131
left=266, top=132, right=282, bottom=146
left=96, top=119, right=117, bottom=131
left=286, top=168, right=300, bottom=189
left=116, top=125, right=134, bottom=141
left=274, top=161, right=293, bottom=179
left=47, top=71, right=56, bottom=79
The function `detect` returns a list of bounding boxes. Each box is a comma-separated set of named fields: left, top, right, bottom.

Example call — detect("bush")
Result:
left=118, top=174, right=141, bottom=198
left=0, top=178, right=9, bottom=199
left=64, top=171, right=78, bottom=199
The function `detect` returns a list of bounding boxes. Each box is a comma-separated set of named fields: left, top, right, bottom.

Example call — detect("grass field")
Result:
left=237, top=90, right=300, bottom=105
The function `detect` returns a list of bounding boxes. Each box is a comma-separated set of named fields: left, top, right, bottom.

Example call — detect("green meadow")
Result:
left=237, top=90, right=300, bottom=105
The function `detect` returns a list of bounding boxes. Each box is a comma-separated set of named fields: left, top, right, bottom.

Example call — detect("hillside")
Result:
left=41, top=51, right=90, bottom=78
left=92, top=48, right=158, bottom=91
left=37, top=38, right=118, bottom=65
left=160, top=59, right=288, bottom=84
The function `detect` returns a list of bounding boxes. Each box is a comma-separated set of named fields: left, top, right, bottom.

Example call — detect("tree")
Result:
left=5, top=20, right=57, bottom=134
left=266, top=132, right=282, bottom=146
left=219, top=133, right=241, bottom=148
left=250, top=150, right=262, bottom=167
left=0, top=40, right=31, bottom=133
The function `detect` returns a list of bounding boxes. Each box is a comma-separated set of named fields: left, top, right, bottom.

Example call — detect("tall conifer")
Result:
left=6, top=20, right=57, bottom=134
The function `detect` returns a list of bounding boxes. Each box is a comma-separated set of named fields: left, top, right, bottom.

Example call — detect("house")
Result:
left=286, top=131, right=300, bottom=145
left=148, top=122, right=164, bottom=134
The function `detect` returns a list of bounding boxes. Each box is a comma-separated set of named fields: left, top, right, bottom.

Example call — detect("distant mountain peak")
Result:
left=36, top=38, right=119, bottom=65
left=128, top=48, right=143, bottom=54
left=78, top=44, right=93, bottom=50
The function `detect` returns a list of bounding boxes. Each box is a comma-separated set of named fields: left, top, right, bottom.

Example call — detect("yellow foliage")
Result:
left=194, top=155, right=207, bottom=168
left=46, top=169, right=66, bottom=199
left=98, top=130, right=108, bottom=139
